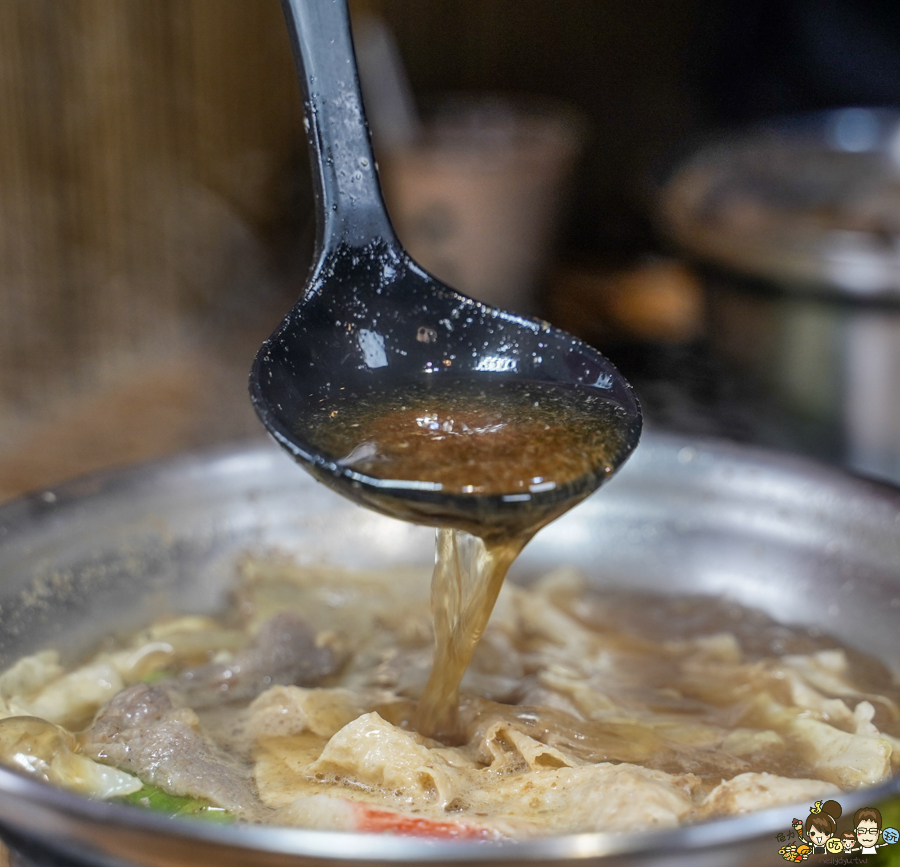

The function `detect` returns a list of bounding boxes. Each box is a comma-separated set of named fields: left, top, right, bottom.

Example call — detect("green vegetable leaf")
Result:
left=116, top=784, right=234, bottom=823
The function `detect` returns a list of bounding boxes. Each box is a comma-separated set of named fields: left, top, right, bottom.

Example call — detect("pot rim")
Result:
left=0, top=763, right=896, bottom=862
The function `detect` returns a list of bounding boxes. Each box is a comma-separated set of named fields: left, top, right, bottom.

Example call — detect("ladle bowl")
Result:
left=249, top=0, right=641, bottom=528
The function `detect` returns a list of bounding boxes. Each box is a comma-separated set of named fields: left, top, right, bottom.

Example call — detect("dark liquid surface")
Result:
left=302, top=378, right=631, bottom=494
left=301, top=377, right=636, bottom=740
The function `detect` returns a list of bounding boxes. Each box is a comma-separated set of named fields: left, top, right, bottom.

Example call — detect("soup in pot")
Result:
left=0, top=558, right=895, bottom=838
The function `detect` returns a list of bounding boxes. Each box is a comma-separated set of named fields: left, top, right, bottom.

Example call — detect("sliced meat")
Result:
left=80, top=682, right=265, bottom=819
left=174, top=612, right=341, bottom=709
left=79, top=614, right=340, bottom=817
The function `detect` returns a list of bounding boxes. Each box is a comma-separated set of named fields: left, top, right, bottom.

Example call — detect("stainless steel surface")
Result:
left=660, top=108, right=900, bottom=299
left=699, top=266, right=900, bottom=481
left=0, top=433, right=898, bottom=866
left=659, top=108, right=900, bottom=483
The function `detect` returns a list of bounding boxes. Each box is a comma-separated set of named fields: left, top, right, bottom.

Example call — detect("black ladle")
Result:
left=250, top=0, right=642, bottom=536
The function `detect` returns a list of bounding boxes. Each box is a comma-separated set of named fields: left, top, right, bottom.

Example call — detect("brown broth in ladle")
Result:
left=302, top=377, right=634, bottom=740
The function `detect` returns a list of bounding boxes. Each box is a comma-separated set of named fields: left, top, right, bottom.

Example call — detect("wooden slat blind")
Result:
left=0, top=0, right=303, bottom=414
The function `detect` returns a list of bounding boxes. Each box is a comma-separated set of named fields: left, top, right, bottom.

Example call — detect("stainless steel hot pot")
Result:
left=0, top=432, right=897, bottom=867
left=658, top=108, right=900, bottom=481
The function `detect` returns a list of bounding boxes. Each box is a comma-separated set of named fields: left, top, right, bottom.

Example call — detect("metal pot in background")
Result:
left=0, top=435, right=898, bottom=866
left=659, top=108, right=900, bottom=482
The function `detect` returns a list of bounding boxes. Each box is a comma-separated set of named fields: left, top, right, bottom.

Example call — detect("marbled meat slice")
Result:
left=174, top=612, right=341, bottom=708
left=80, top=682, right=265, bottom=819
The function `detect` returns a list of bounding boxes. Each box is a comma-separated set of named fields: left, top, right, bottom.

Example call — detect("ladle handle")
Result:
left=282, top=0, right=397, bottom=252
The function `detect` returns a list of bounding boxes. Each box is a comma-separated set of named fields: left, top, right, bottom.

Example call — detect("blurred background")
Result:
left=3, top=0, right=900, bottom=500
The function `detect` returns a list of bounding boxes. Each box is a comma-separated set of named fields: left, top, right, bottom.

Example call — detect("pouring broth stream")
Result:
left=301, top=376, right=636, bottom=739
